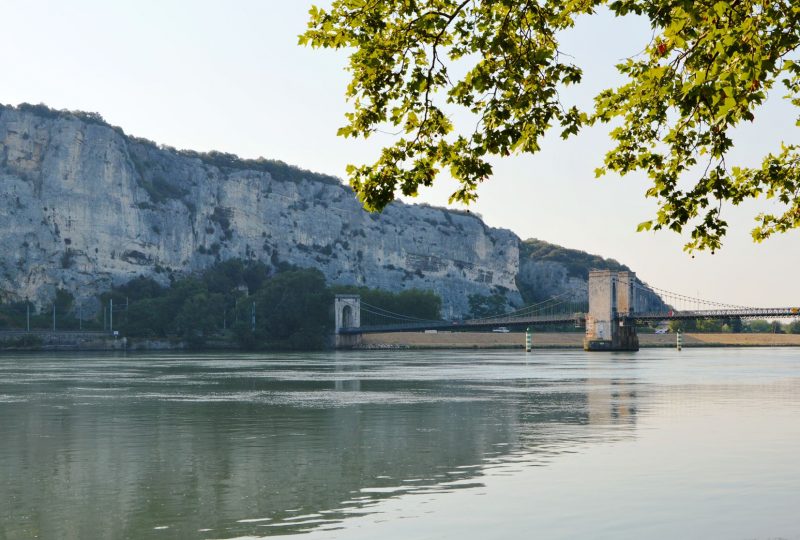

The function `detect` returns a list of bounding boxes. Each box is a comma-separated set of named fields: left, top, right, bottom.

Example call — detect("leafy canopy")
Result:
left=300, top=0, right=800, bottom=251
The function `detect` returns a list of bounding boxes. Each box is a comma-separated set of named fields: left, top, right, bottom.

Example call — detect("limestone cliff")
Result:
left=517, top=239, right=666, bottom=312
left=0, top=104, right=521, bottom=317
left=0, top=103, right=664, bottom=318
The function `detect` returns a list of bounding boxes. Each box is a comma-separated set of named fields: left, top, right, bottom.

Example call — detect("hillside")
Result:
left=0, top=103, right=520, bottom=317
left=0, top=103, right=663, bottom=317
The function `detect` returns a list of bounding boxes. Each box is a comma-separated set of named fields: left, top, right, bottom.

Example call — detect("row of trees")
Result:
left=0, top=290, right=86, bottom=331
left=0, top=260, right=444, bottom=350
left=107, top=260, right=442, bottom=349
left=332, top=286, right=441, bottom=325
left=668, top=319, right=800, bottom=334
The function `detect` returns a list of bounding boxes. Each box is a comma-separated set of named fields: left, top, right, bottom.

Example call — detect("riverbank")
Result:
left=0, top=330, right=127, bottom=351
left=359, top=331, right=800, bottom=349
left=2, top=330, right=799, bottom=352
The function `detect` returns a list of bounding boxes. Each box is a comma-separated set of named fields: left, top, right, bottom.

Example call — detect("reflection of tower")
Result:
left=334, top=354, right=362, bottom=392
left=587, top=378, right=637, bottom=426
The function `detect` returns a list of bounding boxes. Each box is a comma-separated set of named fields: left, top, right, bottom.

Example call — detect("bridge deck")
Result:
left=340, top=313, right=583, bottom=335
left=340, top=308, right=799, bottom=335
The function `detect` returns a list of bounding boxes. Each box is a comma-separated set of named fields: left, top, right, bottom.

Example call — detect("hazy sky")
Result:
left=2, top=1, right=797, bottom=306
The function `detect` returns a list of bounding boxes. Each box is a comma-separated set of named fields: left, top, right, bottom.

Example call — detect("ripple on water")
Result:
left=127, top=390, right=489, bottom=407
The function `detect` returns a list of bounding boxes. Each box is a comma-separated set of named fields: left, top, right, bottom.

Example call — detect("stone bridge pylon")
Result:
left=334, top=294, right=362, bottom=348
left=583, top=270, right=640, bottom=351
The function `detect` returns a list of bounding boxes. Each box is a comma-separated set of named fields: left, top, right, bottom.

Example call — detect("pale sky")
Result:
left=1, top=0, right=797, bottom=307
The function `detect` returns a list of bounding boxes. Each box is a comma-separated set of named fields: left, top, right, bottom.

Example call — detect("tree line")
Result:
left=0, top=260, right=443, bottom=350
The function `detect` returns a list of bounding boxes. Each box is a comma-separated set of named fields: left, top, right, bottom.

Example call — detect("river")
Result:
left=1, top=349, right=798, bottom=539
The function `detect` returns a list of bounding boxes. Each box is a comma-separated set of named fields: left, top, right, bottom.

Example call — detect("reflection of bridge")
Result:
left=335, top=270, right=800, bottom=351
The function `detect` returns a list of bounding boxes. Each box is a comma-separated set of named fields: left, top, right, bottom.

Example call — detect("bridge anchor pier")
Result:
left=334, top=294, right=362, bottom=349
left=584, top=270, right=640, bottom=352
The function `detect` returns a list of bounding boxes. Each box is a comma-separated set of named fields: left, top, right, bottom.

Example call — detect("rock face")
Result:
left=517, top=239, right=666, bottom=312
left=0, top=104, right=665, bottom=318
left=0, top=104, right=522, bottom=317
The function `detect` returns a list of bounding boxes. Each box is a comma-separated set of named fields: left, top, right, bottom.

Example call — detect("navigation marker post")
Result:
left=677, top=330, right=682, bottom=351
left=525, top=327, right=532, bottom=353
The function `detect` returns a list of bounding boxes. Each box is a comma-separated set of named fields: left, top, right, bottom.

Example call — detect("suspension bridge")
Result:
left=335, top=270, right=800, bottom=351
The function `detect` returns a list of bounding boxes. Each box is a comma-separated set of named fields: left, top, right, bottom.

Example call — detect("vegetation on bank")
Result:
left=519, top=239, right=630, bottom=281
left=2, top=103, right=343, bottom=188
left=0, top=259, right=443, bottom=350
left=466, top=293, right=508, bottom=319
left=331, top=286, right=441, bottom=325
left=668, top=319, right=800, bottom=334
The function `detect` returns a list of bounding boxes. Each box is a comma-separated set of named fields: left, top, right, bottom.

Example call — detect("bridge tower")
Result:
left=334, top=294, right=362, bottom=348
left=584, top=270, right=639, bottom=352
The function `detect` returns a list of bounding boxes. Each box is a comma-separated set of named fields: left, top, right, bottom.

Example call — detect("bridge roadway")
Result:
left=632, top=307, right=800, bottom=322
left=339, top=307, right=800, bottom=335
left=339, top=313, right=585, bottom=335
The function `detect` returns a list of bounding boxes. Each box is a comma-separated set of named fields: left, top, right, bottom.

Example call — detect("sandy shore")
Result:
left=360, top=331, right=800, bottom=349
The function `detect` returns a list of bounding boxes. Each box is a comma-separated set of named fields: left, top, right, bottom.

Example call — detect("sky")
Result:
left=1, top=0, right=797, bottom=307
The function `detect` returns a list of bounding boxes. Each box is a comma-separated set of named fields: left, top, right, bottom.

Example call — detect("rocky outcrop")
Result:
left=0, top=104, right=665, bottom=318
left=0, top=104, right=521, bottom=317
left=517, top=239, right=666, bottom=311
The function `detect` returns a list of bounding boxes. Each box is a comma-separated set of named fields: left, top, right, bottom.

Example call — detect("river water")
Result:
left=1, top=348, right=798, bottom=539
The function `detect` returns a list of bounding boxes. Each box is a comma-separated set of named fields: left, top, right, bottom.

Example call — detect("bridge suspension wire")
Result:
left=626, top=279, right=757, bottom=311
left=359, top=301, right=439, bottom=322
left=361, top=291, right=582, bottom=326
left=465, top=291, right=582, bottom=324
left=361, top=300, right=440, bottom=322
left=502, top=291, right=578, bottom=317
left=614, top=274, right=786, bottom=316
left=359, top=306, right=432, bottom=323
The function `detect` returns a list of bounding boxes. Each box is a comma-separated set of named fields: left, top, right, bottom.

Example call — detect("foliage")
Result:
left=139, top=176, right=187, bottom=204
left=114, top=276, right=166, bottom=302
left=520, top=238, right=629, bottom=280
left=101, top=262, right=333, bottom=349
left=467, top=293, right=507, bottom=319
left=0, top=290, right=92, bottom=331
left=0, top=335, right=43, bottom=349
left=745, top=319, right=784, bottom=333
left=60, top=249, right=76, bottom=269
left=177, top=150, right=342, bottom=187
left=0, top=301, right=31, bottom=329
left=9, top=103, right=122, bottom=133
left=746, top=319, right=773, bottom=333
left=201, top=259, right=271, bottom=295
left=669, top=319, right=694, bottom=333
left=669, top=317, right=794, bottom=333
left=237, top=268, right=333, bottom=349
left=54, top=289, right=74, bottom=313
left=301, top=1, right=800, bottom=251
left=1, top=103, right=342, bottom=192
left=175, top=292, right=225, bottom=347
left=332, top=285, right=442, bottom=324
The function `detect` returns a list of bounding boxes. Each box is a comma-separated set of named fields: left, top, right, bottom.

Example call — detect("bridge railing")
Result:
left=339, top=312, right=588, bottom=334
left=633, top=307, right=800, bottom=321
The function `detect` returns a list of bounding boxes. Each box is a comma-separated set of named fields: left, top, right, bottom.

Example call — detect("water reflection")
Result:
left=0, top=351, right=642, bottom=539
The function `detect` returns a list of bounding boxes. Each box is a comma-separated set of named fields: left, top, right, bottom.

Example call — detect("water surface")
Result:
left=1, top=349, right=798, bottom=539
